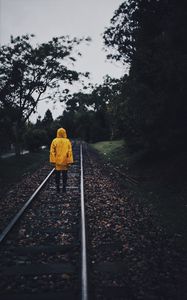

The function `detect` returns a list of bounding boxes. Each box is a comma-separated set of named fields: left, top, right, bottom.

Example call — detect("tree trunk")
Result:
left=13, top=122, right=21, bottom=156
left=14, top=140, right=21, bottom=156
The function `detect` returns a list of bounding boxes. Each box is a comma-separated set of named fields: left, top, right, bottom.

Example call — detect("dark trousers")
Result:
left=55, top=170, right=68, bottom=189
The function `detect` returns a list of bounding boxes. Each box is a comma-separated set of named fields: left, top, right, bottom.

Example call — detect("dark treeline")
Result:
left=103, top=0, right=187, bottom=154
left=24, top=75, right=124, bottom=151
left=0, top=1, right=187, bottom=156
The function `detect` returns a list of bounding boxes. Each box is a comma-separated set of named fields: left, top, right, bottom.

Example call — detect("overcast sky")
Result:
left=0, top=0, right=125, bottom=122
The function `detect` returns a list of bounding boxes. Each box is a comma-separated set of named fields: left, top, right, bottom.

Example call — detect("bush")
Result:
left=24, top=128, right=48, bottom=152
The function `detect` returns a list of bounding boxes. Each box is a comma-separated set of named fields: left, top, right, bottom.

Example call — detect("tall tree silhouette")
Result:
left=104, top=0, right=187, bottom=153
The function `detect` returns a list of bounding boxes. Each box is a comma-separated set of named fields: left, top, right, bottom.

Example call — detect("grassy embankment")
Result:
left=0, top=150, right=49, bottom=197
left=91, top=140, right=187, bottom=249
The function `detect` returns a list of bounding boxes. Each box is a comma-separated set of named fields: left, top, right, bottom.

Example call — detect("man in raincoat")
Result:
left=50, top=128, right=73, bottom=193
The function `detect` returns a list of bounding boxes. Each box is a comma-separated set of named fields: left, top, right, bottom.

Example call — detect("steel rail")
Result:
left=80, top=143, right=88, bottom=300
left=0, top=168, right=55, bottom=243
left=85, top=143, right=138, bottom=185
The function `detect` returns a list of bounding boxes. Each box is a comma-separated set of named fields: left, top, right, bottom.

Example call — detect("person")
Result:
left=50, top=128, right=73, bottom=193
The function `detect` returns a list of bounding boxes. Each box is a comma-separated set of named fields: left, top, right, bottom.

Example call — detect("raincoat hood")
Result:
left=57, top=128, right=67, bottom=138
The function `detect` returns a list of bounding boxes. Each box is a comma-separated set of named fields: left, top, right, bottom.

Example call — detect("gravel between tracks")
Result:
left=0, top=149, right=81, bottom=298
left=0, top=145, right=186, bottom=299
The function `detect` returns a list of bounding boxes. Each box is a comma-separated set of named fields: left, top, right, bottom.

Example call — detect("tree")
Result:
left=24, top=127, right=48, bottom=152
left=103, top=0, right=139, bottom=63
left=41, top=109, right=55, bottom=146
left=42, top=109, right=53, bottom=126
left=61, top=78, right=122, bottom=142
left=0, top=107, right=14, bottom=154
left=104, top=1, right=187, bottom=153
left=61, top=91, right=93, bottom=140
left=0, top=34, right=90, bottom=154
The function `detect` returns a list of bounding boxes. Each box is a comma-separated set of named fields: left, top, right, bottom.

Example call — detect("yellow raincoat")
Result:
left=50, top=128, right=73, bottom=170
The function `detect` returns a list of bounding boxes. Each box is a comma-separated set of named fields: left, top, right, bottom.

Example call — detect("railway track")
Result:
left=86, top=144, right=139, bottom=186
left=0, top=141, right=183, bottom=300
left=0, top=141, right=88, bottom=300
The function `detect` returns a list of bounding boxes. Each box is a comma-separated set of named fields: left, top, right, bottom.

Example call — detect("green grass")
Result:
left=91, top=140, right=126, bottom=166
left=91, top=140, right=124, bottom=154
left=0, top=150, right=49, bottom=196
left=90, top=140, right=187, bottom=250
